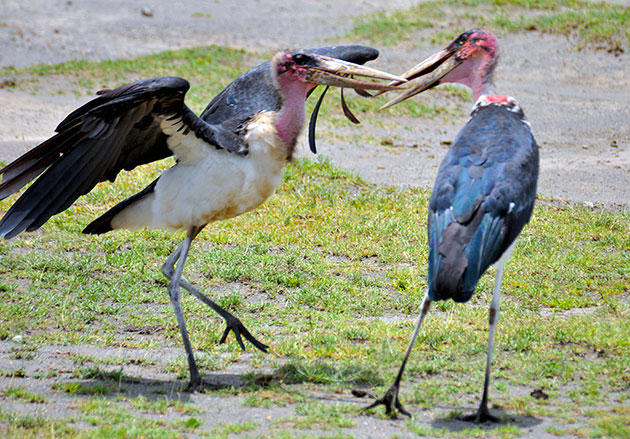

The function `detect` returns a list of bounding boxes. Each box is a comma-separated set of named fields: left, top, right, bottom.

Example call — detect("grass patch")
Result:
left=209, top=420, right=258, bottom=438
left=277, top=359, right=383, bottom=386
left=72, top=365, right=141, bottom=384
left=2, top=386, right=47, bottom=403
left=0, top=45, right=255, bottom=113
left=129, top=395, right=199, bottom=415
left=0, top=368, right=25, bottom=378
left=52, top=381, right=117, bottom=396
left=272, top=401, right=356, bottom=431
left=2, top=157, right=626, bottom=437
left=0, top=409, right=77, bottom=438
left=77, top=397, right=185, bottom=438
left=242, top=386, right=307, bottom=408
left=346, top=0, right=630, bottom=52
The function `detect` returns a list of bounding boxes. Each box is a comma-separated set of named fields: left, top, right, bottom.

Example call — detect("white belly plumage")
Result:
left=110, top=112, right=287, bottom=232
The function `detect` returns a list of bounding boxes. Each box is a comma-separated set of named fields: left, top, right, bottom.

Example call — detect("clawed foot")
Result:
left=219, top=315, right=269, bottom=353
left=363, top=384, right=411, bottom=419
left=184, top=374, right=203, bottom=392
left=460, top=405, right=499, bottom=423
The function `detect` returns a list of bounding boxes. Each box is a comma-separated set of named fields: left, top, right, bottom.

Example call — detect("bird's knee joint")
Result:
left=161, top=265, right=173, bottom=277
left=488, top=307, right=498, bottom=325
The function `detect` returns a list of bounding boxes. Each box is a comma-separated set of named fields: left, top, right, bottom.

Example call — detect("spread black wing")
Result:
left=0, top=77, right=243, bottom=239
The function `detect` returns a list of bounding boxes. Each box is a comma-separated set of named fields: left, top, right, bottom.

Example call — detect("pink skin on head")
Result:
left=273, top=53, right=317, bottom=144
left=440, top=30, right=498, bottom=101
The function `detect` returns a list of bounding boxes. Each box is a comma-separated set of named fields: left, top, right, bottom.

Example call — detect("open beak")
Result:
left=303, top=54, right=407, bottom=91
left=379, top=47, right=462, bottom=110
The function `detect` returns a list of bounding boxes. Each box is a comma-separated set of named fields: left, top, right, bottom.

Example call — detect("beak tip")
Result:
left=379, top=101, right=396, bottom=111
left=371, top=90, right=387, bottom=99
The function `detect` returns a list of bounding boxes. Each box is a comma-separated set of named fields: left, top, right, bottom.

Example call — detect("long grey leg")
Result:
left=364, top=291, right=432, bottom=418
left=161, top=237, right=269, bottom=352
left=167, top=226, right=201, bottom=389
left=463, top=242, right=515, bottom=423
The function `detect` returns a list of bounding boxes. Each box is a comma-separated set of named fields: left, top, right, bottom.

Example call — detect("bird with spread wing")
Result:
left=0, top=46, right=405, bottom=389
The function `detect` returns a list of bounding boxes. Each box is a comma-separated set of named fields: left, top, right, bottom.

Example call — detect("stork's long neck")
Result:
left=479, top=55, right=498, bottom=99
left=275, top=79, right=312, bottom=155
left=473, top=52, right=498, bottom=101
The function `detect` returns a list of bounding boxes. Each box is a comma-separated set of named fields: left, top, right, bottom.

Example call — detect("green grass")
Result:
left=0, top=45, right=255, bottom=113
left=52, top=382, right=117, bottom=396
left=0, top=43, right=468, bottom=124
left=208, top=420, right=258, bottom=438
left=0, top=409, right=77, bottom=438
left=277, top=359, right=384, bottom=386
left=2, top=386, right=47, bottom=403
left=72, top=366, right=141, bottom=383
left=0, top=17, right=628, bottom=437
left=0, top=158, right=628, bottom=438
left=272, top=401, right=356, bottom=431
left=346, top=0, right=630, bottom=51
left=129, top=395, right=199, bottom=415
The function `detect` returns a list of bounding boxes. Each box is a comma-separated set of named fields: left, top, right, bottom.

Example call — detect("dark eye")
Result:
left=293, top=53, right=308, bottom=63
left=456, top=34, right=469, bottom=46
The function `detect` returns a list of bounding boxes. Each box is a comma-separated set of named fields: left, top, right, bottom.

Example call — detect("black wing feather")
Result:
left=0, top=46, right=380, bottom=239
left=0, top=76, right=243, bottom=239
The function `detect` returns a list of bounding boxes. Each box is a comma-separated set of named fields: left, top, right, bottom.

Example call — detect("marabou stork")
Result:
left=365, top=30, right=539, bottom=422
left=0, top=46, right=404, bottom=389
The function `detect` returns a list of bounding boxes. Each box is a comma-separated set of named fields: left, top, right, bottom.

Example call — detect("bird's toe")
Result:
left=185, top=375, right=203, bottom=392
left=362, top=384, right=410, bottom=419
left=460, top=407, right=500, bottom=423
left=219, top=316, right=269, bottom=353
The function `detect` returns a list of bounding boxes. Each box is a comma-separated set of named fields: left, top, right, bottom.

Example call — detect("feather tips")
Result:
left=0, top=76, right=231, bottom=238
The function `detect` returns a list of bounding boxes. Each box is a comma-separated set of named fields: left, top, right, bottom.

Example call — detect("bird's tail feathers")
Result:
left=428, top=202, right=486, bottom=303
left=82, top=178, right=159, bottom=235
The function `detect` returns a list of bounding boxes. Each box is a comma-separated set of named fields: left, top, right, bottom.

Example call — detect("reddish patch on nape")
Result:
left=486, top=94, right=508, bottom=103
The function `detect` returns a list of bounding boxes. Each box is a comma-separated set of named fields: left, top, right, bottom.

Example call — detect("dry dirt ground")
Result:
left=0, top=1, right=628, bottom=438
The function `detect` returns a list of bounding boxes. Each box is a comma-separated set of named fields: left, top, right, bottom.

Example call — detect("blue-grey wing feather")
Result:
left=428, top=104, right=539, bottom=302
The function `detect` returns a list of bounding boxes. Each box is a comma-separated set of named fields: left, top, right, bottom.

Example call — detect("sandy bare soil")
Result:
left=0, top=1, right=628, bottom=438
left=318, top=31, right=630, bottom=210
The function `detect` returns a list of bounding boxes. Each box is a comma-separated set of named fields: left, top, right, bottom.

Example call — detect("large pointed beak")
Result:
left=379, top=48, right=462, bottom=110
left=304, top=54, right=407, bottom=91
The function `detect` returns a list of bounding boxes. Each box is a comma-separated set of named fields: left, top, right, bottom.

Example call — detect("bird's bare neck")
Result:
left=275, top=80, right=311, bottom=156
left=477, top=78, right=496, bottom=101
left=476, top=53, right=498, bottom=100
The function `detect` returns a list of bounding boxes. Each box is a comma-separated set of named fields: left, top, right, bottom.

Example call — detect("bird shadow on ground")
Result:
left=65, top=370, right=276, bottom=402
left=430, top=408, right=543, bottom=432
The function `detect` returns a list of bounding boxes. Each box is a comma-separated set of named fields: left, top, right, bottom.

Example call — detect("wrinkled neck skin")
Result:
left=274, top=75, right=317, bottom=153
left=442, top=51, right=497, bottom=101
left=479, top=54, right=498, bottom=99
